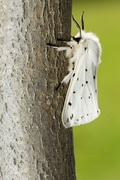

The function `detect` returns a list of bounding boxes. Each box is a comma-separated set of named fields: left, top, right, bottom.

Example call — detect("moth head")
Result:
left=72, top=11, right=84, bottom=43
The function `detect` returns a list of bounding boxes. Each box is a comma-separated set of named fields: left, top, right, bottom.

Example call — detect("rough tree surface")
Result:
left=0, top=0, right=76, bottom=179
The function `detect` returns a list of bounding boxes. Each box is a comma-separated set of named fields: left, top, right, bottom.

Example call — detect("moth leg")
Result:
left=62, top=73, right=72, bottom=84
left=47, top=43, right=70, bottom=52
left=47, top=40, right=72, bottom=90
left=47, top=43, right=59, bottom=48
left=55, top=72, right=72, bottom=90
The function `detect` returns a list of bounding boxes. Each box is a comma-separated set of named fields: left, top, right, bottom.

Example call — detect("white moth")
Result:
left=57, top=12, right=101, bottom=128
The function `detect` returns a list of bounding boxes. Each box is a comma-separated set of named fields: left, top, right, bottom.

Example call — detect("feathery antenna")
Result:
left=81, top=11, right=84, bottom=30
left=72, top=15, right=81, bottom=37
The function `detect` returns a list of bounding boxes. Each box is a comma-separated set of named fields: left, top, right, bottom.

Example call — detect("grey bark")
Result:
left=0, top=0, right=76, bottom=180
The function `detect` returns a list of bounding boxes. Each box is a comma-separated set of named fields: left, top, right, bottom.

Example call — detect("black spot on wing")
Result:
left=86, top=81, right=88, bottom=84
left=93, top=75, right=96, bottom=79
left=66, top=118, right=69, bottom=122
left=85, top=69, right=88, bottom=72
left=68, top=102, right=72, bottom=106
left=70, top=114, right=73, bottom=119
left=73, top=73, right=75, bottom=77
left=73, top=91, right=76, bottom=94
left=72, top=62, right=75, bottom=70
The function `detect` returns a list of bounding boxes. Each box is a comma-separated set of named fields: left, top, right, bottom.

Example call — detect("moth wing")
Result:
left=62, top=40, right=100, bottom=128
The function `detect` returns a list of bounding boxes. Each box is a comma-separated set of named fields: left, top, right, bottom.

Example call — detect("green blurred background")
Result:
left=72, top=0, right=120, bottom=180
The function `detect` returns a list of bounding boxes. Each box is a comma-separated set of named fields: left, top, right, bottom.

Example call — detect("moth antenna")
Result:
left=81, top=11, right=85, bottom=30
left=72, top=15, right=81, bottom=38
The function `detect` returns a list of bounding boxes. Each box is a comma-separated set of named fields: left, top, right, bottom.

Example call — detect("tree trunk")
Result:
left=0, top=0, right=76, bottom=179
